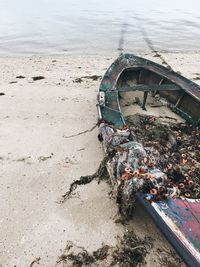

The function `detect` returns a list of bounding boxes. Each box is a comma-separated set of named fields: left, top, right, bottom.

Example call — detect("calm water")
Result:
left=0, top=0, right=200, bottom=55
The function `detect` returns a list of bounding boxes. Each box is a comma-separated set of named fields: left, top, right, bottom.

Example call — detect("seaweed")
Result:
left=56, top=230, right=151, bottom=267
left=59, top=156, right=109, bottom=203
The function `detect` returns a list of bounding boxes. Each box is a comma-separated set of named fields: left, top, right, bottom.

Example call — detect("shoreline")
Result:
left=0, top=52, right=199, bottom=266
left=1, top=49, right=200, bottom=58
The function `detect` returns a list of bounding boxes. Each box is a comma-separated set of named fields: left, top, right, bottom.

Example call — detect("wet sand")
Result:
left=0, top=52, right=200, bottom=266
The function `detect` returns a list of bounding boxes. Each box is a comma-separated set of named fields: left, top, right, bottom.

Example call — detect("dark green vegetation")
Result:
left=57, top=230, right=152, bottom=267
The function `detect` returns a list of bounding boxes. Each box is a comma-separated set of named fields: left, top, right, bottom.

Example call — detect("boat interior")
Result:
left=115, top=67, right=200, bottom=123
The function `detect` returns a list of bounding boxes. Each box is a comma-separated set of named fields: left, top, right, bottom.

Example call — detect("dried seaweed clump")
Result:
left=59, top=156, right=109, bottom=203
left=56, top=230, right=151, bottom=267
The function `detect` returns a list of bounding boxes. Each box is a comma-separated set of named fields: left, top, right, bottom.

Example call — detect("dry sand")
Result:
left=0, top=52, right=200, bottom=267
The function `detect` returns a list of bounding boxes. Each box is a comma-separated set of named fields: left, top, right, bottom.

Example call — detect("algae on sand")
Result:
left=56, top=230, right=152, bottom=267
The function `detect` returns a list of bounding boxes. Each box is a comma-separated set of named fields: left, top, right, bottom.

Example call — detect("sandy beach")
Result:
left=0, top=52, right=200, bottom=267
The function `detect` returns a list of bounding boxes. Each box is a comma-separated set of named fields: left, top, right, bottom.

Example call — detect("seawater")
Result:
left=0, top=0, right=200, bottom=55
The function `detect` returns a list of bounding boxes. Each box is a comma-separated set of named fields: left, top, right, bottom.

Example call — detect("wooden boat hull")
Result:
left=97, top=54, right=200, bottom=267
left=97, top=53, right=200, bottom=126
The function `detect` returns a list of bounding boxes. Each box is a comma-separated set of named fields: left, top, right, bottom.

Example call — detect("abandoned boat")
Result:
left=97, top=54, right=200, bottom=267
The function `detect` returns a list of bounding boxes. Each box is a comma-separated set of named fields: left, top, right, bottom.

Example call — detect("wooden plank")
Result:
left=100, top=106, right=125, bottom=127
left=137, top=193, right=200, bottom=267
left=117, top=84, right=180, bottom=92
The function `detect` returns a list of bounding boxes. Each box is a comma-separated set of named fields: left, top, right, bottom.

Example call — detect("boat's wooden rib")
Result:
left=117, top=84, right=180, bottom=92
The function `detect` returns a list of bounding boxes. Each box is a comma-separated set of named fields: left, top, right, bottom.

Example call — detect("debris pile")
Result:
left=126, top=114, right=200, bottom=199
left=60, top=113, right=199, bottom=216
left=57, top=230, right=151, bottom=267
left=98, top=114, right=200, bottom=212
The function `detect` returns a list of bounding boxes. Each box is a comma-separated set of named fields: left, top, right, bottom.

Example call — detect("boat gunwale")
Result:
left=99, top=54, right=200, bottom=104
